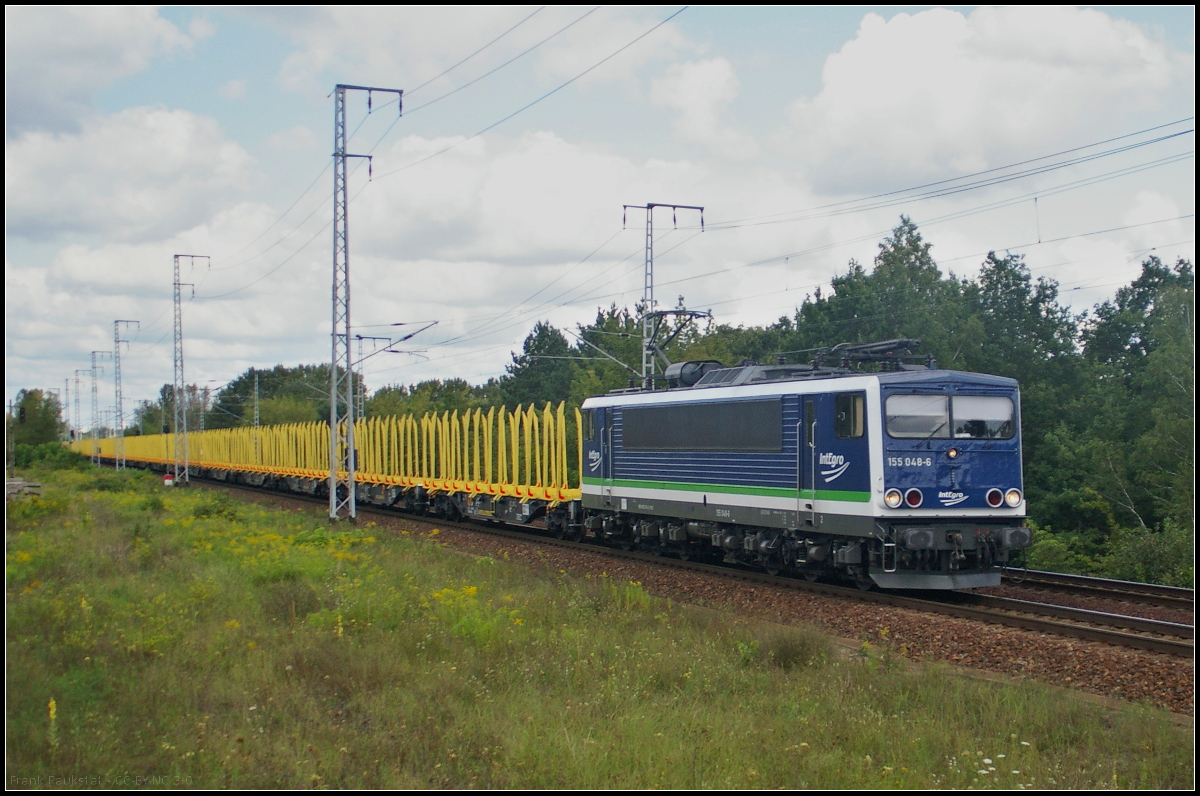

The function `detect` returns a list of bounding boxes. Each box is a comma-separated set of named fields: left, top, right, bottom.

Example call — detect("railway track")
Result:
left=200, top=480, right=1195, bottom=659
left=1002, top=568, right=1194, bottom=609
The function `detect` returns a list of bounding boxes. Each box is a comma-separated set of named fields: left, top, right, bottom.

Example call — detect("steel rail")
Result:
left=950, top=593, right=1194, bottom=639
left=1003, top=569, right=1194, bottom=609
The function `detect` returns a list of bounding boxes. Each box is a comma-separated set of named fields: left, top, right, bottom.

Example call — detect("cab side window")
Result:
left=835, top=393, right=865, bottom=439
left=582, top=409, right=595, bottom=442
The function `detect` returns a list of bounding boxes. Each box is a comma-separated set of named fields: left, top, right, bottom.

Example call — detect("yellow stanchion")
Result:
left=80, top=400, right=583, bottom=501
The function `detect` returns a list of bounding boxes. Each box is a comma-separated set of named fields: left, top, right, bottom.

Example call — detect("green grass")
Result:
left=6, top=469, right=1193, bottom=789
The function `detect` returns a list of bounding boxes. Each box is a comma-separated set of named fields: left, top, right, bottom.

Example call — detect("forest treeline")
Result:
left=15, top=219, right=1192, bottom=585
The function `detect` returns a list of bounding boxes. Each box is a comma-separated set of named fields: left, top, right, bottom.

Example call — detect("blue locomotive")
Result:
left=579, top=340, right=1031, bottom=589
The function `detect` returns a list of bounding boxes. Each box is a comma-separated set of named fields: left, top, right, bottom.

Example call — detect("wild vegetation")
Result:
left=6, top=469, right=1193, bottom=788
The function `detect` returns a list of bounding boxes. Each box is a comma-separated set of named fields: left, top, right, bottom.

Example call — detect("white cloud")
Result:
left=781, top=7, right=1193, bottom=190
left=188, top=16, right=217, bottom=41
left=4, top=6, right=192, bottom=137
left=219, top=79, right=248, bottom=100
left=257, top=6, right=692, bottom=96
left=5, top=107, right=255, bottom=242
left=266, top=124, right=318, bottom=152
left=264, top=7, right=543, bottom=94
left=651, top=58, right=758, bottom=159
left=535, top=6, right=692, bottom=87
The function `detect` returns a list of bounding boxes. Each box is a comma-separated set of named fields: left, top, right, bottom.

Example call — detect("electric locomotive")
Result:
left=579, top=340, right=1031, bottom=589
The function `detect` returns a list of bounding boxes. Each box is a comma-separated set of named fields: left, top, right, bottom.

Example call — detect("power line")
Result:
left=209, top=124, right=1188, bottom=306
left=703, top=117, right=1194, bottom=229
left=405, top=6, right=547, bottom=96
left=695, top=134, right=1193, bottom=234
left=403, top=7, right=600, bottom=116
left=201, top=7, right=548, bottom=279
left=373, top=6, right=689, bottom=180
left=688, top=153, right=1194, bottom=288
left=690, top=220, right=1195, bottom=318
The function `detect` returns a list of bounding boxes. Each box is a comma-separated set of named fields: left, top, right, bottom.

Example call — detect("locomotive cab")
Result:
left=869, top=371, right=1029, bottom=588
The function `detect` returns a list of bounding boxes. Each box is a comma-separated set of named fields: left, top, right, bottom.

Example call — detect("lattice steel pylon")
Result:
left=622, top=203, right=705, bottom=389
left=90, top=351, right=111, bottom=465
left=64, top=378, right=72, bottom=438
left=173, top=254, right=206, bottom=484
left=113, top=319, right=139, bottom=470
left=73, top=370, right=86, bottom=443
left=329, top=83, right=402, bottom=521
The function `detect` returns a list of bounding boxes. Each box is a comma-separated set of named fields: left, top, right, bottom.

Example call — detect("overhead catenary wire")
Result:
left=700, top=117, right=1194, bottom=229
left=195, top=9, right=679, bottom=301
left=688, top=134, right=1194, bottom=235
left=366, top=132, right=1194, bottom=353
left=418, top=211, right=1195, bottom=376
left=687, top=218, right=1196, bottom=319
left=202, top=10, right=550, bottom=276
left=200, top=112, right=1190, bottom=306
left=405, top=6, right=547, bottom=96
left=374, top=224, right=1193, bottom=384
left=402, top=7, right=600, bottom=116
left=372, top=6, right=690, bottom=180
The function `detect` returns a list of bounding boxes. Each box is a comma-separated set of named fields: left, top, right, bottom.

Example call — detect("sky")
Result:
left=4, top=6, right=1195, bottom=430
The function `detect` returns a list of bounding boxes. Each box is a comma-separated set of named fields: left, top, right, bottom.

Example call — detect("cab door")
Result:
left=595, top=407, right=613, bottom=505
left=798, top=398, right=817, bottom=524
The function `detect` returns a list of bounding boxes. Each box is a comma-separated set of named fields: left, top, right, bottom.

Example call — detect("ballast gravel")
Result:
left=210, top=486, right=1195, bottom=717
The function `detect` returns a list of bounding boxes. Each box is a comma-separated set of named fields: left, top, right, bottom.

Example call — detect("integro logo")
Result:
left=818, top=452, right=849, bottom=482
left=938, top=490, right=968, bottom=507
left=587, top=449, right=601, bottom=472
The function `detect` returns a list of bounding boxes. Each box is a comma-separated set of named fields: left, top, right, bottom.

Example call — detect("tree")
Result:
left=9, top=389, right=64, bottom=446
left=366, top=378, right=501, bottom=419
left=501, top=322, right=575, bottom=408
left=1082, top=255, right=1192, bottom=378
left=204, top=364, right=355, bottom=429
left=1130, top=269, right=1194, bottom=530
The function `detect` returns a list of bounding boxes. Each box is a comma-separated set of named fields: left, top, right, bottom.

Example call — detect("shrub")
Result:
left=1101, top=519, right=1195, bottom=587
left=14, top=443, right=90, bottom=471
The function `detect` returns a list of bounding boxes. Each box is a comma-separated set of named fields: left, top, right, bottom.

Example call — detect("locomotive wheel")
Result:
left=678, top=549, right=691, bottom=562
left=803, top=571, right=820, bottom=582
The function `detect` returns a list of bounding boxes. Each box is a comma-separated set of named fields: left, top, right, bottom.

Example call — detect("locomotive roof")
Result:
left=582, top=368, right=1017, bottom=409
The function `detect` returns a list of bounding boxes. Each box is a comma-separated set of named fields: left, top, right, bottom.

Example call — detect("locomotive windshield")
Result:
left=886, top=395, right=949, bottom=438
left=886, top=394, right=1014, bottom=439
left=950, top=395, right=1014, bottom=439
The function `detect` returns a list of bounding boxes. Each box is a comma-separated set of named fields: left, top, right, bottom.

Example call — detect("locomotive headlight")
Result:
left=1005, top=488, right=1022, bottom=507
left=904, top=488, right=924, bottom=508
left=884, top=488, right=903, bottom=508
left=947, top=448, right=959, bottom=459
left=986, top=488, right=1004, bottom=508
